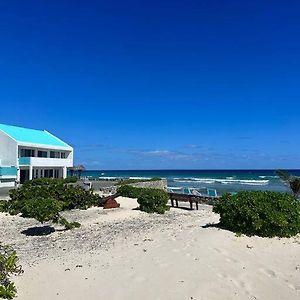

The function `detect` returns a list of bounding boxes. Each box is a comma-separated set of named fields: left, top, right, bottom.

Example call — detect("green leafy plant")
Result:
left=0, top=244, right=23, bottom=299
left=6, top=198, right=81, bottom=231
left=9, top=178, right=99, bottom=211
left=63, top=176, right=78, bottom=183
left=117, top=185, right=144, bottom=198
left=213, top=191, right=300, bottom=237
left=276, top=169, right=300, bottom=198
left=58, top=217, right=81, bottom=230
left=5, top=178, right=101, bottom=231
left=0, top=200, right=9, bottom=213
left=17, top=197, right=62, bottom=223
left=137, top=188, right=170, bottom=214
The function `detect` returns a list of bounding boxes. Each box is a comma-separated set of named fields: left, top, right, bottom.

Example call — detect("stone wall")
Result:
left=129, top=179, right=168, bottom=191
left=95, top=179, right=168, bottom=195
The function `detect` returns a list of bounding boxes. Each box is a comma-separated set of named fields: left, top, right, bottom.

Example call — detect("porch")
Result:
left=19, top=166, right=67, bottom=184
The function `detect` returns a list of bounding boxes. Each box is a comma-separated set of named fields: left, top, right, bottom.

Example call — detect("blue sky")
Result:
left=0, top=0, right=299, bottom=169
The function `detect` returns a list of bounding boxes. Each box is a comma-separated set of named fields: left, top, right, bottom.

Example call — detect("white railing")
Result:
left=19, top=157, right=73, bottom=167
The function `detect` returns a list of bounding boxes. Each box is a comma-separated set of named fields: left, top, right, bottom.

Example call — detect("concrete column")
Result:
left=63, top=167, right=67, bottom=179
left=17, top=168, right=20, bottom=183
left=29, top=166, right=33, bottom=180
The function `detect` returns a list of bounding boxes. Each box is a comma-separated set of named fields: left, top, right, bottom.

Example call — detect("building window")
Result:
left=61, top=152, right=66, bottom=159
left=20, top=149, right=35, bottom=157
left=38, top=151, right=47, bottom=158
left=50, top=151, right=60, bottom=158
left=54, top=169, right=59, bottom=178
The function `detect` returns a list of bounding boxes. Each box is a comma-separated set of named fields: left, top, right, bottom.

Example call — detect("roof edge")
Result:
left=0, top=128, right=18, bottom=143
left=44, top=130, right=73, bottom=149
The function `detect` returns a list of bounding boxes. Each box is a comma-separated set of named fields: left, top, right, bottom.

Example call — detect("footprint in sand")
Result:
left=217, top=273, right=252, bottom=296
left=225, top=257, right=239, bottom=264
left=259, top=268, right=277, bottom=278
left=213, top=247, right=229, bottom=256
left=156, top=262, right=171, bottom=269
left=172, top=248, right=181, bottom=253
left=133, top=276, right=146, bottom=283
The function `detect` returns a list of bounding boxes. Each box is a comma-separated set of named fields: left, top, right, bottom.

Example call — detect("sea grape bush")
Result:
left=213, top=191, right=300, bottom=237
left=17, top=197, right=63, bottom=223
left=117, top=185, right=144, bottom=198
left=0, top=244, right=23, bottom=299
left=3, top=178, right=100, bottom=231
left=9, top=178, right=99, bottom=210
left=118, top=185, right=170, bottom=214
left=137, top=188, right=170, bottom=214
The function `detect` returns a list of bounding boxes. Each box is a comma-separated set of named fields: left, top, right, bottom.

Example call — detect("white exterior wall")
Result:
left=0, top=138, right=73, bottom=187
left=0, top=131, right=18, bottom=166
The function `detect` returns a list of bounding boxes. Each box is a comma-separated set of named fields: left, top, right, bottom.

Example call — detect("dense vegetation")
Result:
left=213, top=191, right=300, bottom=237
left=117, top=185, right=170, bottom=214
left=0, top=244, right=23, bottom=299
left=276, top=169, right=300, bottom=198
left=1, top=178, right=99, bottom=230
left=137, top=188, right=170, bottom=214
left=116, top=177, right=161, bottom=186
left=117, top=185, right=143, bottom=198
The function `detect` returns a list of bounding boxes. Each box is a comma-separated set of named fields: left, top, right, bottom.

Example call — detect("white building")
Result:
left=0, top=123, right=73, bottom=187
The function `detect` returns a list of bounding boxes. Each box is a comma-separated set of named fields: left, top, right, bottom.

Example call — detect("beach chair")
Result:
left=207, top=188, right=218, bottom=197
left=190, top=188, right=202, bottom=196
left=183, top=187, right=191, bottom=194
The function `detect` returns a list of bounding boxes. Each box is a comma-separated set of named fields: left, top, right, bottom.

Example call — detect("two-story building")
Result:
left=0, top=123, right=73, bottom=187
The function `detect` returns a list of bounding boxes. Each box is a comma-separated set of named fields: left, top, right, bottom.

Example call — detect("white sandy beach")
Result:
left=0, top=197, right=299, bottom=300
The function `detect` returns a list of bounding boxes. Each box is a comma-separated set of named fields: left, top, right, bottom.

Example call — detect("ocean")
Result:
left=79, top=169, right=300, bottom=195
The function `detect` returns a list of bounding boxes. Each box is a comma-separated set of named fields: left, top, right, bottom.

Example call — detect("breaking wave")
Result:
left=173, top=177, right=269, bottom=186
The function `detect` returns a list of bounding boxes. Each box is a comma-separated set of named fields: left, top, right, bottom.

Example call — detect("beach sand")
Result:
left=0, top=197, right=299, bottom=300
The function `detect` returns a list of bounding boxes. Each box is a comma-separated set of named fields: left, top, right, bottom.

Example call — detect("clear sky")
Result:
left=0, top=0, right=299, bottom=169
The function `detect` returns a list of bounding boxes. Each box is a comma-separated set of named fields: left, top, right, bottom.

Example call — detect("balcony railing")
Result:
left=0, top=167, right=17, bottom=177
left=18, top=157, right=73, bottom=167
left=18, top=157, right=31, bottom=165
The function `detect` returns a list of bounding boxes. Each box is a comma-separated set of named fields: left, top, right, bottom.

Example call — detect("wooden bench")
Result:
left=168, top=193, right=217, bottom=210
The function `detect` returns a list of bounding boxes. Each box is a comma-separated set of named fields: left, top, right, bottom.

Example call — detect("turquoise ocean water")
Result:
left=79, top=169, right=300, bottom=195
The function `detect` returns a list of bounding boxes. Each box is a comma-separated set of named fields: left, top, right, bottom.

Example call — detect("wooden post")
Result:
left=189, top=201, right=193, bottom=210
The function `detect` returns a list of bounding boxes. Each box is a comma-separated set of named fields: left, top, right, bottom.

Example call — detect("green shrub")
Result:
left=213, top=191, right=300, bottom=237
left=117, top=185, right=143, bottom=198
left=0, top=200, right=9, bottom=213
left=16, top=198, right=62, bottom=223
left=6, top=198, right=81, bottom=231
left=63, top=176, right=78, bottom=183
left=5, top=178, right=100, bottom=231
left=58, top=217, right=81, bottom=230
left=9, top=178, right=99, bottom=210
left=137, top=188, right=170, bottom=214
left=0, top=244, right=23, bottom=299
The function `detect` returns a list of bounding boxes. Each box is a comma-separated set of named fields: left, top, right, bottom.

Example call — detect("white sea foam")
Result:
left=129, top=177, right=152, bottom=180
left=173, top=177, right=269, bottom=186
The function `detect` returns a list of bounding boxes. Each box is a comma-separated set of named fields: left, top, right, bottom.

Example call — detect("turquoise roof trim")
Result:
left=0, top=124, right=71, bottom=148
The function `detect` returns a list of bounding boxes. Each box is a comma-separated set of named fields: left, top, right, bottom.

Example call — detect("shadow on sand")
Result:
left=201, top=223, right=225, bottom=230
left=21, top=225, right=55, bottom=236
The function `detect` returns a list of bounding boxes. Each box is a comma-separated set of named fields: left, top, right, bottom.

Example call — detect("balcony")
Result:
left=0, top=167, right=17, bottom=177
left=19, top=157, right=73, bottom=168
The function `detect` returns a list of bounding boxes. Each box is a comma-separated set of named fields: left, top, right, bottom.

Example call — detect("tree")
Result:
left=276, top=170, right=300, bottom=198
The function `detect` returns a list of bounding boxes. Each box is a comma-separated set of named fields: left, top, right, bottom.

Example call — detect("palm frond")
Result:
left=276, top=169, right=291, bottom=182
